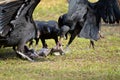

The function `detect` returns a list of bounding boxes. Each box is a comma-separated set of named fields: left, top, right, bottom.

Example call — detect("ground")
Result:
left=0, top=0, right=120, bottom=80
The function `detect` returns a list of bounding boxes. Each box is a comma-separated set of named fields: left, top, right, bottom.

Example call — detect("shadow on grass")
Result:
left=0, top=47, right=55, bottom=62
left=0, top=48, right=17, bottom=60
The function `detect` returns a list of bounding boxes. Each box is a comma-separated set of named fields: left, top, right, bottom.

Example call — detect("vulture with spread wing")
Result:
left=0, top=0, right=41, bottom=61
left=66, top=0, right=120, bottom=41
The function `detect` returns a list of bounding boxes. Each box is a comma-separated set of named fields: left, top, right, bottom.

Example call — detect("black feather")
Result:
left=94, top=0, right=120, bottom=24
left=67, top=0, right=120, bottom=40
left=0, top=0, right=24, bottom=32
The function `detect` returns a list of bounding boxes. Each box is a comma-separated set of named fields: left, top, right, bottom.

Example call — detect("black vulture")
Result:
left=57, top=0, right=120, bottom=50
left=29, top=20, right=60, bottom=48
left=58, top=13, right=96, bottom=49
left=67, top=0, right=120, bottom=40
left=0, top=0, right=41, bottom=61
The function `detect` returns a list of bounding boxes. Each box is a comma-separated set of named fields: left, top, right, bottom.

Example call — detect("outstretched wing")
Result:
left=0, top=0, right=24, bottom=36
left=81, top=0, right=120, bottom=40
left=67, top=0, right=120, bottom=40
left=89, top=0, right=120, bottom=23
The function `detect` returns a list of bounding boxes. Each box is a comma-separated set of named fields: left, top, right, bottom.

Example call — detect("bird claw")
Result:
left=16, top=51, right=34, bottom=62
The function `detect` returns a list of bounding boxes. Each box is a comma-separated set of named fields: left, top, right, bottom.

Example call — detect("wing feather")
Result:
left=68, top=0, right=120, bottom=40
left=91, top=0, right=120, bottom=23
left=0, top=0, right=24, bottom=31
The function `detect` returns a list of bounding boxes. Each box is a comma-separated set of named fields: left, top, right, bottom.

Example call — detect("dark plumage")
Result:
left=29, top=20, right=60, bottom=48
left=67, top=0, right=120, bottom=40
left=0, top=0, right=41, bottom=61
left=58, top=13, right=95, bottom=48
left=58, top=13, right=81, bottom=47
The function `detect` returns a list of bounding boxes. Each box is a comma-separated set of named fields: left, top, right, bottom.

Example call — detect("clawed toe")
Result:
left=16, top=51, right=34, bottom=62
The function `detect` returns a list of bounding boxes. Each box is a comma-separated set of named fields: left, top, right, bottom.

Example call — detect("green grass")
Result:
left=33, top=0, right=68, bottom=21
left=0, top=0, right=120, bottom=80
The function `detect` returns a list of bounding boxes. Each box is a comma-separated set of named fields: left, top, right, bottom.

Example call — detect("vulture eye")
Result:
left=88, top=0, right=99, bottom=3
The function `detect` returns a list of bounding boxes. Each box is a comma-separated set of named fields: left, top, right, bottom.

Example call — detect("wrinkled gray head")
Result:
left=67, top=0, right=88, bottom=22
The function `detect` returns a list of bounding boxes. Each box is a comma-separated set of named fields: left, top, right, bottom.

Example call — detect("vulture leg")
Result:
left=89, top=40, right=95, bottom=49
left=16, top=51, right=34, bottom=62
left=16, top=40, right=34, bottom=62
left=56, top=25, right=70, bottom=51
